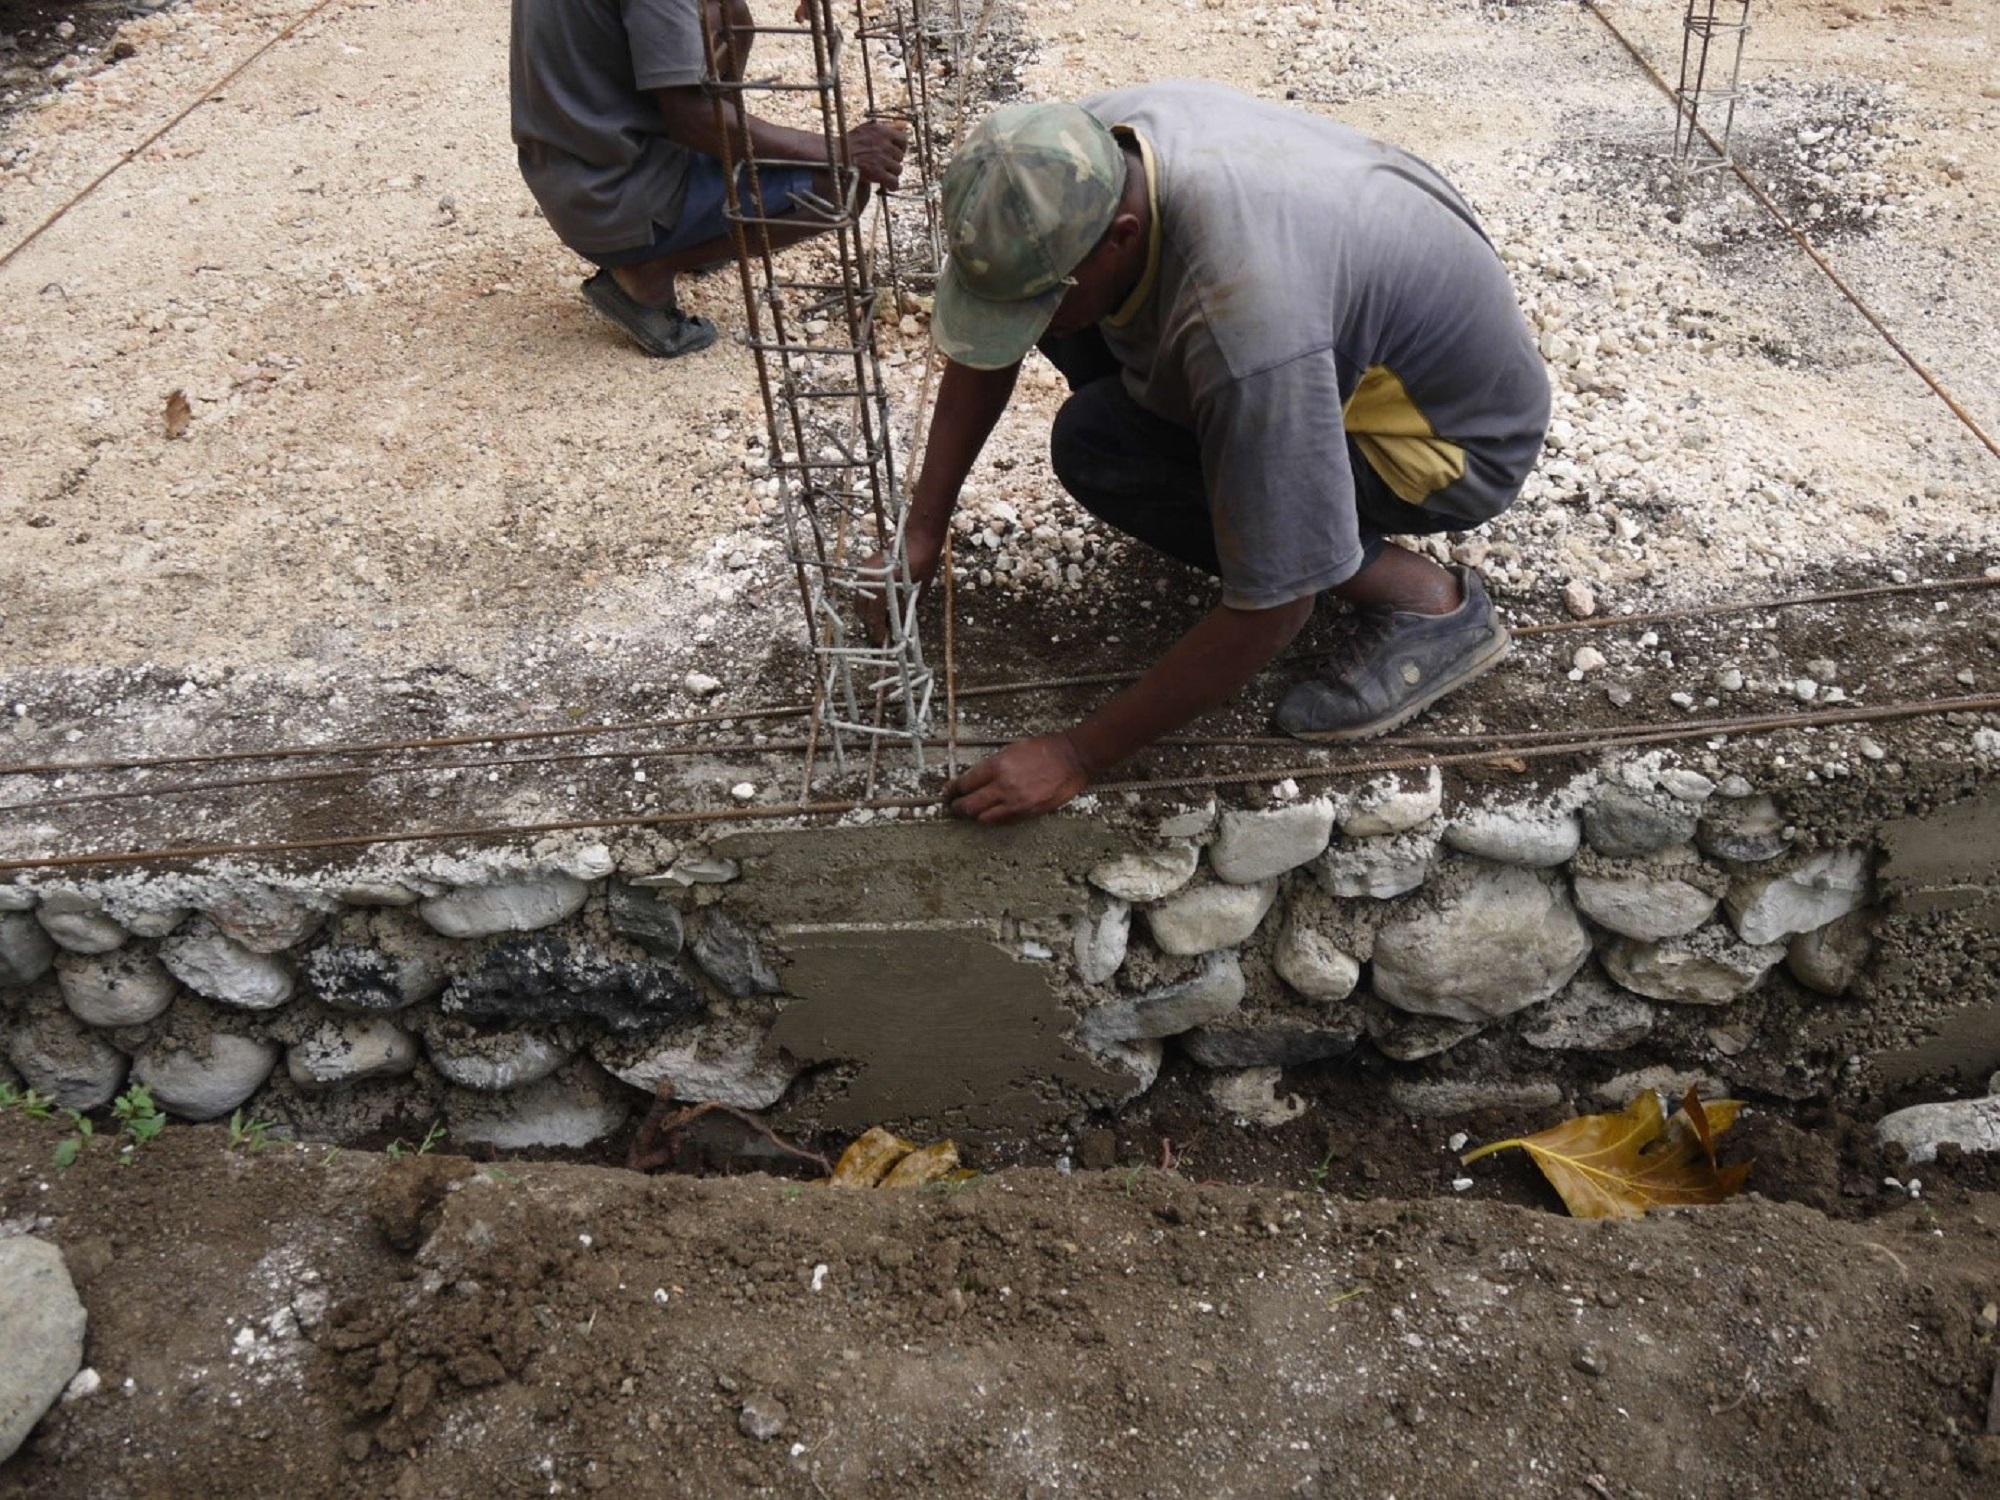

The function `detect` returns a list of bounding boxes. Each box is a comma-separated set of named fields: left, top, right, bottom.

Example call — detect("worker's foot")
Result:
left=581, top=270, right=718, bottom=359
left=1275, top=565, right=1509, bottom=741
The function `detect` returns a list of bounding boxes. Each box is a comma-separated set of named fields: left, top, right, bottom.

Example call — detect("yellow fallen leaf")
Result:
left=164, top=387, right=192, bottom=439
left=879, top=1139, right=959, bottom=1188
left=830, top=1125, right=914, bottom=1187
left=1460, top=1087, right=1751, bottom=1220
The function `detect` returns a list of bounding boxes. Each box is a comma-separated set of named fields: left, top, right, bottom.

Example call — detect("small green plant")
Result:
left=227, top=1109, right=272, bottom=1153
left=0, top=1084, right=57, bottom=1122
left=52, top=1111, right=94, bottom=1169
left=387, top=1119, right=448, bottom=1159
left=112, top=1085, right=166, bottom=1147
left=1119, top=1164, right=1146, bottom=1196
left=1306, top=1148, right=1342, bottom=1194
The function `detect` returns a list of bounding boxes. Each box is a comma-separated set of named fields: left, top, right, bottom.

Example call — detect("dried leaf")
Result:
left=164, top=387, right=192, bottom=439
left=830, top=1125, right=913, bottom=1187
left=879, top=1139, right=959, bottom=1188
left=1460, top=1089, right=1751, bottom=1220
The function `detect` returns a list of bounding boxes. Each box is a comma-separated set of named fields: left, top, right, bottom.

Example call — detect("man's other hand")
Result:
left=848, top=120, right=909, bottom=190
left=944, top=734, right=1092, bottom=824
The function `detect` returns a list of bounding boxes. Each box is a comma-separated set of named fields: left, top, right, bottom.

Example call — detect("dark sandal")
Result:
left=581, top=270, right=718, bottom=359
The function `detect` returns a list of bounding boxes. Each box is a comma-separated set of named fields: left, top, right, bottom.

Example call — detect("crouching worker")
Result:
left=510, top=0, right=907, bottom=357
left=900, top=80, right=1550, bottom=822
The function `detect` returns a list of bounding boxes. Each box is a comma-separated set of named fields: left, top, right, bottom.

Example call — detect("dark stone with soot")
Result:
left=441, top=937, right=703, bottom=1035
left=690, top=911, right=782, bottom=998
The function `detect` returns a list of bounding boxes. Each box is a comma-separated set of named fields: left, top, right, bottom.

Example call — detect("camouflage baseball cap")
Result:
left=932, top=101, right=1125, bottom=369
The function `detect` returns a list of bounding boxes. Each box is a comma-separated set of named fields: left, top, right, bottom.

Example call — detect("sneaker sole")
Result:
left=581, top=275, right=718, bottom=359
left=1285, top=625, right=1513, bottom=743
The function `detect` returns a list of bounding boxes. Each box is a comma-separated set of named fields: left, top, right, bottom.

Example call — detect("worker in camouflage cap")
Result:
left=903, top=82, right=1550, bottom=823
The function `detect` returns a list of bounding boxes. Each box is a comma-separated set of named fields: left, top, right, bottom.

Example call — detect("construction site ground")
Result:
left=3, top=0, right=1999, bottom=1495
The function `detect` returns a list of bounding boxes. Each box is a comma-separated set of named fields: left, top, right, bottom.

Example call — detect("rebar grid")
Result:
left=1673, top=0, right=1752, bottom=175
left=703, top=1, right=962, bottom=773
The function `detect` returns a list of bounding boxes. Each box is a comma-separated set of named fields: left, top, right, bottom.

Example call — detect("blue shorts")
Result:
left=588, top=157, right=820, bottom=268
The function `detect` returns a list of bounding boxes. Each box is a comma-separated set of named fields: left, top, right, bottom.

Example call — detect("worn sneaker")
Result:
left=581, top=270, right=718, bottom=359
left=1274, top=565, right=1509, bottom=741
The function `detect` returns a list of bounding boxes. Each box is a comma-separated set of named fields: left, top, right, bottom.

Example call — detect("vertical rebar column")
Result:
left=703, top=1, right=939, bottom=772
left=1673, top=0, right=1752, bottom=176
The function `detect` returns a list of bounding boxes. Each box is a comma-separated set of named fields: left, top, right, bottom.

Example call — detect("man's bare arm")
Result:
left=651, top=86, right=906, bottom=189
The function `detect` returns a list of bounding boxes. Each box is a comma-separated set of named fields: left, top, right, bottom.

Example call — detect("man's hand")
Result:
left=847, top=120, right=909, bottom=190
left=944, top=734, right=1093, bottom=824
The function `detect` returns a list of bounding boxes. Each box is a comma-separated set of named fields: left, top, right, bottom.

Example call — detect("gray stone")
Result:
left=1725, top=848, right=1871, bottom=946
left=1696, top=793, right=1789, bottom=863
left=1208, top=799, right=1337, bottom=884
left=34, top=893, right=127, bottom=955
left=658, top=852, right=740, bottom=887
left=1181, top=1011, right=1361, bottom=1069
left=1340, top=766, right=1442, bottom=838
left=117, top=907, right=188, bottom=940
left=1592, top=1067, right=1728, bottom=1109
left=597, top=1022, right=796, bottom=1110
left=1874, top=1096, right=2000, bottom=1165
left=1362, top=996, right=1485, bottom=1061
left=0, top=887, right=35, bottom=912
left=204, top=884, right=322, bottom=954
left=1312, top=830, right=1435, bottom=900
left=1079, top=952, right=1245, bottom=1045
left=1088, top=842, right=1200, bottom=903
left=1156, top=799, right=1217, bottom=839
left=286, top=1017, right=420, bottom=1088
left=1657, top=769, right=1716, bottom=803
left=0, top=1237, right=86, bottom=1464
left=1570, top=846, right=1723, bottom=941
left=0, top=913, right=55, bottom=988
left=334, top=881, right=423, bottom=907
left=5, top=1009, right=127, bottom=1110
left=1072, top=899, right=1130, bottom=985
left=1389, top=1078, right=1565, bottom=1118
left=738, top=1393, right=789, bottom=1442
left=441, top=937, right=702, bottom=1035
left=1786, top=907, right=1876, bottom=996
left=1582, top=786, right=1699, bottom=858
left=1145, top=880, right=1278, bottom=957
left=1520, top=969, right=1656, bottom=1051
left=55, top=950, right=178, bottom=1028
left=132, top=1035, right=280, bottom=1121
left=1205, top=1067, right=1308, bottom=1127
left=426, top=1027, right=573, bottom=1092
left=1372, top=864, right=1591, bottom=1023
left=419, top=874, right=589, bottom=939
left=690, top=911, right=782, bottom=998
left=1272, top=919, right=1361, bottom=1002
left=302, top=946, right=444, bottom=1013
left=606, top=882, right=686, bottom=958
left=1443, top=805, right=1581, bottom=867
left=1081, top=1036, right=1164, bottom=1101
left=447, top=1062, right=636, bottom=1149
left=1599, top=928, right=1785, bottom=1005
left=160, top=920, right=294, bottom=1010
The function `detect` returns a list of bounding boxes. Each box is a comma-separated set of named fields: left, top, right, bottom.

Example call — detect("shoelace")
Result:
left=1318, top=608, right=1397, bottom=681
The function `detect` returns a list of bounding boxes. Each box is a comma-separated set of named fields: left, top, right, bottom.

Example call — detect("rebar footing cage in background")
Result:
left=1673, top=0, right=1752, bottom=176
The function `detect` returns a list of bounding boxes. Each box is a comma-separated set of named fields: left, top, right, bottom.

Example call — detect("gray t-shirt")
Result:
left=511, top=0, right=708, bottom=255
left=1082, top=81, right=1550, bottom=610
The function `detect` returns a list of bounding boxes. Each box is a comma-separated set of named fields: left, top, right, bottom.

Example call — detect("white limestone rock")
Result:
left=657, top=852, right=740, bottom=887
left=1080, top=1035, right=1164, bottom=1103
left=1390, top=1078, right=1565, bottom=1118
left=160, top=920, right=294, bottom=1011
left=1696, top=792, right=1789, bottom=863
left=1786, top=908, right=1876, bottom=996
left=597, top=1023, right=797, bottom=1110
left=1078, top=952, right=1245, bottom=1045
left=0, top=913, right=56, bottom=989
left=1874, top=1096, right=2000, bottom=1165
left=1206, top=1067, right=1308, bottom=1128
left=204, top=884, right=323, bottom=954
left=33, top=893, right=127, bottom=955
left=1340, top=766, right=1442, bottom=838
left=447, top=1062, right=637, bottom=1150
left=4, top=1009, right=127, bottom=1110
left=1725, top=848, right=1871, bottom=946
left=0, top=1237, right=87, bottom=1464
left=1570, top=845, right=1724, bottom=941
left=1145, top=880, right=1278, bottom=956
left=0, top=887, right=35, bottom=912
left=1371, top=863, right=1591, bottom=1023
left=1443, top=805, right=1582, bottom=867
left=1156, top=798, right=1217, bottom=839
left=287, top=1017, right=420, bottom=1088
left=1599, top=927, right=1786, bottom=1005
left=1272, top=919, right=1361, bottom=1003
left=1208, top=798, right=1337, bottom=884
left=1592, top=1067, right=1729, bottom=1108
left=1362, top=995, right=1487, bottom=1062
left=1312, top=829, right=1436, bottom=900
left=426, top=1028, right=573, bottom=1092
left=419, top=875, right=589, bottom=939
left=132, top=1035, right=280, bottom=1121
left=55, top=950, right=178, bottom=1028
left=1072, top=899, right=1130, bottom=985
left=1087, top=842, right=1200, bottom=903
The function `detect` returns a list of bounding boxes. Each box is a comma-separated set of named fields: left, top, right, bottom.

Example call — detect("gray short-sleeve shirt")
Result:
left=1081, top=81, right=1550, bottom=610
left=511, top=0, right=708, bottom=255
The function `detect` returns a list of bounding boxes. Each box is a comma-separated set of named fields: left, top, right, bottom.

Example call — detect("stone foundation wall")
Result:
left=1, top=751, right=1992, bottom=1151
